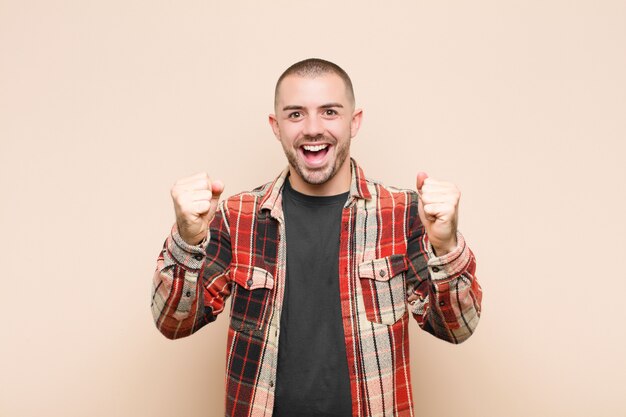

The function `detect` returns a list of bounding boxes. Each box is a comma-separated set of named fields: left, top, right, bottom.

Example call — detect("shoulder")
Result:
left=219, top=180, right=276, bottom=212
left=359, top=176, right=421, bottom=233
left=363, top=176, right=419, bottom=206
left=227, top=181, right=274, bottom=201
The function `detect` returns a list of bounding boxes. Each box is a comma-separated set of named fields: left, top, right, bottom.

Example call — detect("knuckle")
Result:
left=200, top=173, right=211, bottom=184
left=199, top=179, right=210, bottom=190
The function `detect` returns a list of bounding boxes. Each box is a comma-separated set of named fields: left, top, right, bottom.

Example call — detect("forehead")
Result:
left=276, top=73, right=350, bottom=108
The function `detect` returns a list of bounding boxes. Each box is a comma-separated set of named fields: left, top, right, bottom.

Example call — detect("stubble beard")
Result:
left=282, top=136, right=350, bottom=185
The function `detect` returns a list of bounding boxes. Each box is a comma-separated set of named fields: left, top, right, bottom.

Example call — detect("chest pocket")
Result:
left=229, top=264, right=275, bottom=333
left=358, top=254, right=408, bottom=325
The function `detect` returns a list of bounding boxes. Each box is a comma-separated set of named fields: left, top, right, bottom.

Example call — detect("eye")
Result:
left=324, top=109, right=338, bottom=116
left=288, top=111, right=302, bottom=119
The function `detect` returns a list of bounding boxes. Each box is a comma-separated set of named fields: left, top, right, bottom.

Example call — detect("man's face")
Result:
left=269, top=73, right=362, bottom=188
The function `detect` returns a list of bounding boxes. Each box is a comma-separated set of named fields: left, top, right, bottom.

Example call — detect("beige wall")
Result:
left=2, top=1, right=625, bottom=416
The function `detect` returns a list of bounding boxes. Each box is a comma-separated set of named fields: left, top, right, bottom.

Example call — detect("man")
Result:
left=151, top=58, right=482, bottom=417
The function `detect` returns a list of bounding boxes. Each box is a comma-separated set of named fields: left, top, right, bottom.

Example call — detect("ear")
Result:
left=268, top=114, right=281, bottom=141
left=350, top=108, right=363, bottom=138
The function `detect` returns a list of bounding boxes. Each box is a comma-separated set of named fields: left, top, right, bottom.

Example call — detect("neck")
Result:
left=288, top=159, right=352, bottom=197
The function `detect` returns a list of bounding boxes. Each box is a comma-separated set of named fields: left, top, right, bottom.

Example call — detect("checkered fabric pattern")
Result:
left=151, top=159, right=482, bottom=417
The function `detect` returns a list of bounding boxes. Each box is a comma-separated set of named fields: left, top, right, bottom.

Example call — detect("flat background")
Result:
left=1, top=1, right=625, bottom=416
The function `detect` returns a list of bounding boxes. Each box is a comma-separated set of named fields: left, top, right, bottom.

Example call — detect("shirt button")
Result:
left=439, top=300, right=445, bottom=306
left=194, top=254, right=203, bottom=261
left=247, top=278, right=254, bottom=287
left=269, top=380, right=274, bottom=387
left=185, top=291, right=192, bottom=297
left=432, top=266, right=440, bottom=273
left=379, top=269, right=386, bottom=277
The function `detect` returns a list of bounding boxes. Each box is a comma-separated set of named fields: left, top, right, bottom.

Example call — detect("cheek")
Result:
left=327, top=121, right=352, bottom=139
left=279, top=126, right=300, bottom=146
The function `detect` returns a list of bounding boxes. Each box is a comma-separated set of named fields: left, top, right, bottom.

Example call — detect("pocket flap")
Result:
left=231, top=264, right=275, bottom=290
left=358, top=254, right=408, bottom=281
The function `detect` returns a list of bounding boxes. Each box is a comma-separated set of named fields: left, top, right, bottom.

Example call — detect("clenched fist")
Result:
left=416, top=172, right=460, bottom=256
left=170, top=173, right=224, bottom=246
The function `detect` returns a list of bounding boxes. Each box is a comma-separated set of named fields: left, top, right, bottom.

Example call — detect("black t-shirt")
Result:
left=272, top=178, right=352, bottom=417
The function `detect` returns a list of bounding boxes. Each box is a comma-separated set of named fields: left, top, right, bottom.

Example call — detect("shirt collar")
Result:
left=259, top=157, right=372, bottom=214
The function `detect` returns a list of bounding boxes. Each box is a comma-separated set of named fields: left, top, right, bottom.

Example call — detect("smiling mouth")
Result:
left=300, top=143, right=331, bottom=166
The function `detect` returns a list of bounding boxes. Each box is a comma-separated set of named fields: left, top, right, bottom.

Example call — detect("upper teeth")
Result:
left=302, top=144, right=328, bottom=152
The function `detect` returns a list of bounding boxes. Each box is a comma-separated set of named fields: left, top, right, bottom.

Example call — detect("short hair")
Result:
left=274, top=58, right=355, bottom=108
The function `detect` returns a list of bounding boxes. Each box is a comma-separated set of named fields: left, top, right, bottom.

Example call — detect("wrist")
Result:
left=174, top=223, right=207, bottom=247
left=431, top=237, right=458, bottom=256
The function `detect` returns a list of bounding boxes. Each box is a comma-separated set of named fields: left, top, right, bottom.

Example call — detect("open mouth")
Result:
left=300, top=143, right=331, bottom=166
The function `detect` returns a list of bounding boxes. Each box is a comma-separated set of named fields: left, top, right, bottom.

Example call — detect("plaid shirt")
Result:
left=152, top=159, right=482, bottom=417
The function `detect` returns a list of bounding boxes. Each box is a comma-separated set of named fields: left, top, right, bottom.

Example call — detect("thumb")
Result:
left=211, top=180, right=225, bottom=199
left=416, top=172, right=428, bottom=193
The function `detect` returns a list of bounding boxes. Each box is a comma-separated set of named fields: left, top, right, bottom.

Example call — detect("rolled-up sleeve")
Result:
left=405, top=193, right=483, bottom=344
left=151, top=201, right=233, bottom=339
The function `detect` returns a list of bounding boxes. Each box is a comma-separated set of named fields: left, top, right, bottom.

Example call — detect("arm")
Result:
left=151, top=200, right=233, bottom=340
left=405, top=192, right=483, bottom=344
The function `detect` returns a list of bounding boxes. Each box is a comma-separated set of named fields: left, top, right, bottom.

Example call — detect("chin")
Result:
left=299, top=166, right=334, bottom=185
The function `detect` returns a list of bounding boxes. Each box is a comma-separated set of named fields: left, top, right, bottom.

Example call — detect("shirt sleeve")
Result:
left=151, top=200, right=233, bottom=339
left=405, top=192, right=483, bottom=344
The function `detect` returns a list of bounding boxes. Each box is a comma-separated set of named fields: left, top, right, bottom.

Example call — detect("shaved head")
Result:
left=274, top=58, right=355, bottom=109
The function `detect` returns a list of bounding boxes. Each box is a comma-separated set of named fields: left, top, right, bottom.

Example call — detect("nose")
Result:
left=302, top=114, right=324, bottom=138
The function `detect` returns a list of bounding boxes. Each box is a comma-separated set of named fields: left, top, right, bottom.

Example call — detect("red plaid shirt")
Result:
left=152, top=159, right=482, bottom=417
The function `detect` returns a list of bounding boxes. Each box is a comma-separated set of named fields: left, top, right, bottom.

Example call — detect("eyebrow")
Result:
left=281, top=103, right=344, bottom=111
